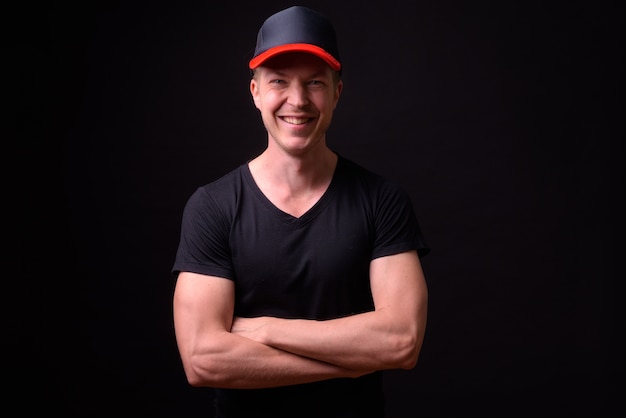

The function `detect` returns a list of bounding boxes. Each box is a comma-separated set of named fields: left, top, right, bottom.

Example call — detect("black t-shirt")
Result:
left=172, top=155, right=429, bottom=416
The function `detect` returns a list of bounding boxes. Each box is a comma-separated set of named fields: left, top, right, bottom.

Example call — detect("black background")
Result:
left=16, top=0, right=620, bottom=416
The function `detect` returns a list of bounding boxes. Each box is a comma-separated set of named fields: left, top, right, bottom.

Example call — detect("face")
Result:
left=250, top=52, right=343, bottom=156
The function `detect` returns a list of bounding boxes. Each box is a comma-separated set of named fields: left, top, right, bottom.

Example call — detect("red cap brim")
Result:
left=249, top=43, right=341, bottom=71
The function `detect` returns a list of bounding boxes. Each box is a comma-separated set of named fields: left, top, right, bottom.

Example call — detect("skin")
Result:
left=173, top=52, right=428, bottom=389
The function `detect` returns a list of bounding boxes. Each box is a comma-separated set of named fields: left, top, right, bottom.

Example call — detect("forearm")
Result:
left=181, top=329, right=368, bottom=389
left=232, top=308, right=424, bottom=371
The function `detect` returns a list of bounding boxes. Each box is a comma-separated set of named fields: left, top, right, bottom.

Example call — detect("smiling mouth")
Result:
left=281, top=116, right=313, bottom=125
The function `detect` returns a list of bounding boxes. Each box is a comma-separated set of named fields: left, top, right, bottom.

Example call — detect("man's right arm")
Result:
left=173, top=271, right=366, bottom=389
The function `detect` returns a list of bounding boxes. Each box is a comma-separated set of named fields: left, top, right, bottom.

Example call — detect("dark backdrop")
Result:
left=16, top=0, right=620, bottom=417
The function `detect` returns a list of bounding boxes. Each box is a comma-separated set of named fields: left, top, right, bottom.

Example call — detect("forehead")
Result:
left=257, top=52, right=334, bottom=76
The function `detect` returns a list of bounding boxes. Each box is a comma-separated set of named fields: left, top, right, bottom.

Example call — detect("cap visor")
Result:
left=249, top=43, right=341, bottom=71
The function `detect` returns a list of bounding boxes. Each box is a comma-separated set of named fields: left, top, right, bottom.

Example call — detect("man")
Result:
left=172, top=6, right=430, bottom=417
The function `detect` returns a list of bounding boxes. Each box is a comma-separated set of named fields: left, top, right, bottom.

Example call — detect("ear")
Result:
left=333, top=80, right=343, bottom=110
left=250, top=77, right=261, bottom=110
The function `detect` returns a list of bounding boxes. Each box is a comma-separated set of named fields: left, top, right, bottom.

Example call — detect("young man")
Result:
left=172, top=6, right=430, bottom=417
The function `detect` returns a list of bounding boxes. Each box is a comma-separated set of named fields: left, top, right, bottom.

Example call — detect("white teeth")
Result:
left=282, top=117, right=309, bottom=125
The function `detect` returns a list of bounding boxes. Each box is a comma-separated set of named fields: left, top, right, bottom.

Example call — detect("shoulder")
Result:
left=336, top=155, right=407, bottom=197
left=200, top=164, right=247, bottom=194
left=188, top=164, right=248, bottom=202
left=336, top=155, right=382, bottom=184
left=183, top=164, right=249, bottom=219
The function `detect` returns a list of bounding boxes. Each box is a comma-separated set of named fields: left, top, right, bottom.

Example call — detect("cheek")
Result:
left=258, top=92, right=283, bottom=113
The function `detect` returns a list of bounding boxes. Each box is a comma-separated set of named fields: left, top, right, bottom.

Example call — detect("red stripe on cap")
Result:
left=249, top=43, right=341, bottom=71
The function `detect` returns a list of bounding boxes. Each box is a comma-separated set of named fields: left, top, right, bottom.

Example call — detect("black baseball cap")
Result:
left=249, top=6, right=341, bottom=72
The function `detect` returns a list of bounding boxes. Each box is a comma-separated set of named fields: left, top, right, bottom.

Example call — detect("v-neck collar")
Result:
left=242, top=156, right=342, bottom=226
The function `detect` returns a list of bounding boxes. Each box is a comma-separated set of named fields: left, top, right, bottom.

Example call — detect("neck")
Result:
left=249, top=147, right=337, bottom=197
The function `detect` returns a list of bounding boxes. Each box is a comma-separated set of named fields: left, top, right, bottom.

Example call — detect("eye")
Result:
left=269, top=79, right=286, bottom=85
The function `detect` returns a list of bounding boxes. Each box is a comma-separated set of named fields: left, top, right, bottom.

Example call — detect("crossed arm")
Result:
left=173, top=250, right=427, bottom=389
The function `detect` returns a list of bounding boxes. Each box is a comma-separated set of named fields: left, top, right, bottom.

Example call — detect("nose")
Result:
left=287, top=82, right=309, bottom=108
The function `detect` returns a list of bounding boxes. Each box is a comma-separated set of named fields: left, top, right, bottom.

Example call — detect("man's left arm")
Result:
left=231, top=250, right=428, bottom=371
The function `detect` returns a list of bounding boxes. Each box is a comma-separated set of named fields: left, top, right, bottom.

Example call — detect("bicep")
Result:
left=173, top=272, right=235, bottom=357
left=369, top=251, right=428, bottom=325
